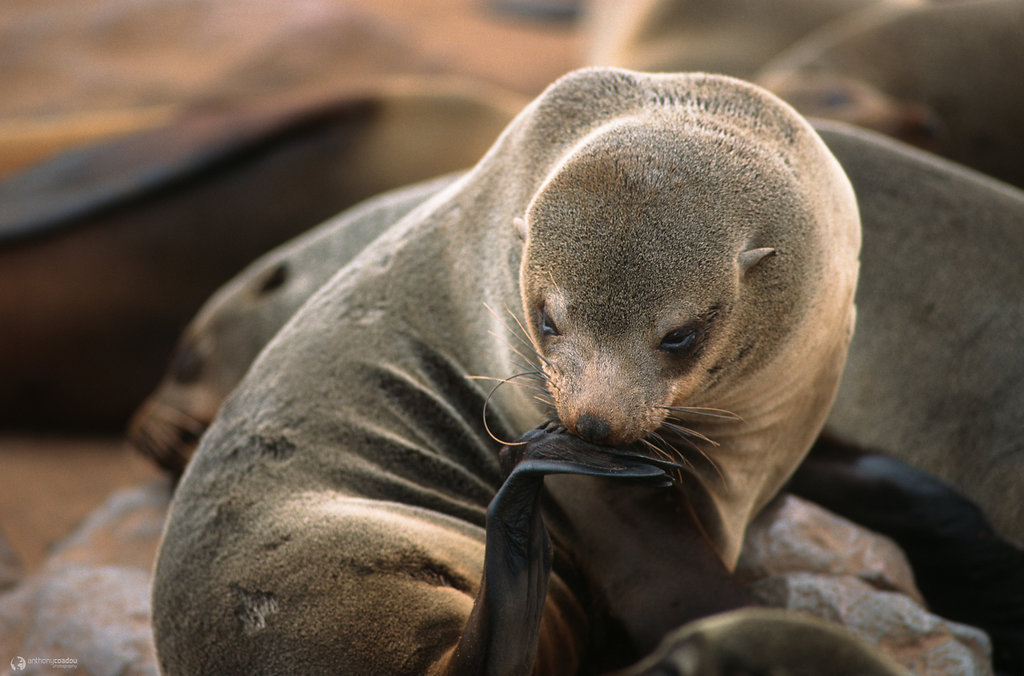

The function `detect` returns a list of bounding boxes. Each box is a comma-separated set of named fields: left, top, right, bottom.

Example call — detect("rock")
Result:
left=46, top=480, right=171, bottom=571
left=737, top=493, right=921, bottom=600
left=0, top=482, right=169, bottom=676
left=0, top=529, right=22, bottom=591
left=740, top=494, right=993, bottom=675
left=1, top=565, right=156, bottom=676
left=749, top=574, right=993, bottom=676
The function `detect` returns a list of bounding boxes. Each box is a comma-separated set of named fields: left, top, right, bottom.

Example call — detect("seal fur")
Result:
left=586, top=0, right=918, bottom=80
left=813, top=120, right=1024, bottom=547
left=758, top=0, right=1024, bottom=188
left=128, top=173, right=460, bottom=474
left=153, top=68, right=860, bottom=673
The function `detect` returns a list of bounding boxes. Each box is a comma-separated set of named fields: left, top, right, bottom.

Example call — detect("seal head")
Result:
left=517, top=73, right=860, bottom=566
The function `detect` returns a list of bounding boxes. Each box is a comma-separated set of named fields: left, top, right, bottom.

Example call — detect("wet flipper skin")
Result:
left=445, top=425, right=678, bottom=675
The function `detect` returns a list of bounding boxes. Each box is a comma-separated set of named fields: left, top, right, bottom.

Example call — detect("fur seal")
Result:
left=612, top=607, right=907, bottom=676
left=757, top=0, right=1024, bottom=188
left=129, top=173, right=460, bottom=475
left=585, top=0, right=916, bottom=80
left=0, top=82, right=519, bottom=430
left=153, top=68, right=860, bottom=673
left=809, top=121, right=1024, bottom=548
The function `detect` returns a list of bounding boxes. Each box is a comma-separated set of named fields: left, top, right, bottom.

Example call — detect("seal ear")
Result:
left=738, top=247, right=776, bottom=274
left=513, top=217, right=528, bottom=241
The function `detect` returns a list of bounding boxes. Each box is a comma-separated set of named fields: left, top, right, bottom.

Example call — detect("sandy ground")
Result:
left=0, top=436, right=163, bottom=572
left=0, top=0, right=583, bottom=577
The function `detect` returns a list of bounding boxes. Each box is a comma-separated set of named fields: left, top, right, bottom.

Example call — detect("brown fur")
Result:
left=815, top=120, right=1024, bottom=546
left=517, top=87, right=860, bottom=566
left=586, top=0, right=917, bottom=79
left=128, top=174, right=460, bottom=474
left=153, top=69, right=860, bottom=673
left=758, top=0, right=1024, bottom=188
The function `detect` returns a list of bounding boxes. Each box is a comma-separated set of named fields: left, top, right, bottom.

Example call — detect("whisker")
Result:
left=656, top=405, right=742, bottom=422
left=655, top=424, right=703, bottom=453
left=647, top=431, right=696, bottom=473
left=673, top=437, right=724, bottom=486
left=641, top=435, right=688, bottom=483
left=480, top=372, right=541, bottom=446
left=503, top=305, right=534, bottom=345
left=546, top=271, right=563, bottom=298
left=660, top=421, right=720, bottom=447
left=468, top=374, right=534, bottom=384
left=639, top=437, right=674, bottom=466
left=483, top=302, right=554, bottom=370
left=486, top=329, right=551, bottom=376
left=467, top=372, right=550, bottom=397
left=506, top=357, right=550, bottom=384
left=699, top=451, right=726, bottom=486
left=651, top=421, right=727, bottom=486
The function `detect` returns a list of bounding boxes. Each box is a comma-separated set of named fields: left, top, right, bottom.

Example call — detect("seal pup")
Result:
left=757, top=0, right=1024, bottom=188
left=153, top=68, right=861, bottom=673
left=128, top=173, right=460, bottom=475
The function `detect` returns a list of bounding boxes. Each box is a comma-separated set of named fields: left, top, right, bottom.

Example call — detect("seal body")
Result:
left=813, top=121, right=1024, bottom=546
left=586, top=0, right=915, bottom=79
left=758, top=0, right=1024, bottom=188
left=128, top=173, right=460, bottom=474
left=153, top=69, right=860, bottom=673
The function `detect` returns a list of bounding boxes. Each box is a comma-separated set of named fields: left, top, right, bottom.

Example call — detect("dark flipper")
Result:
left=444, top=425, right=677, bottom=676
left=541, top=467, right=751, bottom=671
left=791, top=439, right=1024, bottom=675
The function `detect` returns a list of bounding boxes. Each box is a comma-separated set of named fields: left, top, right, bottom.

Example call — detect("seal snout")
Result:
left=574, top=413, right=612, bottom=444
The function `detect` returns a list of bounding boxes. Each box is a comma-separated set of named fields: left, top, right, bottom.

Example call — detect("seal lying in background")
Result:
left=128, top=173, right=460, bottom=475
left=153, top=68, right=862, bottom=673
left=585, top=0, right=917, bottom=80
left=800, top=121, right=1024, bottom=674
left=0, top=81, right=519, bottom=430
left=810, top=121, right=1024, bottom=549
left=586, top=0, right=1024, bottom=187
left=757, top=0, right=1024, bottom=188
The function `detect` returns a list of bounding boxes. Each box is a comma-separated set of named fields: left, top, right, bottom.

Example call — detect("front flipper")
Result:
left=443, top=425, right=678, bottom=676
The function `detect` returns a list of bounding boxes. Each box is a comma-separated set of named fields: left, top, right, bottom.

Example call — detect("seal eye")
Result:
left=538, top=307, right=560, bottom=338
left=660, top=327, right=698, bottom=356
left=169, top=344, right=203, bottom=384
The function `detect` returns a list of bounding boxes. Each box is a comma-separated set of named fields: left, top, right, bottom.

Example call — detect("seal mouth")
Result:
left=127, top=399, right=208, bottom=477
left=524, top=402, right=739, bottom=488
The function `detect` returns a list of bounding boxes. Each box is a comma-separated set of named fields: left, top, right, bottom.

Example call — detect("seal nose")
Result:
left=575, top=413, right=611, bottom=444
